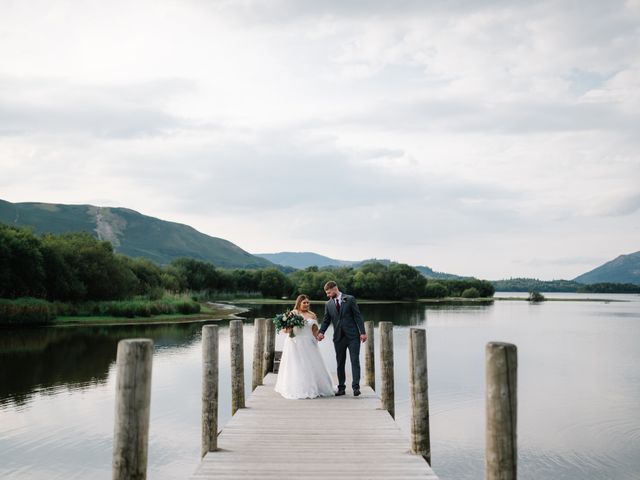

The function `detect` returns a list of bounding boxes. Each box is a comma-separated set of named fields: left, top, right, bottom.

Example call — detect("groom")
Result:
left=317, top=281, right=367, bottom=396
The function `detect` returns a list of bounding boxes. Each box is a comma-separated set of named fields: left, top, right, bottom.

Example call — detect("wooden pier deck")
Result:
left=191, top=373, right=438, bottom=480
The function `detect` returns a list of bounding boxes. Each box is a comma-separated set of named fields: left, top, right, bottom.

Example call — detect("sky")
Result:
left=1, top=0, right=639, bottom=280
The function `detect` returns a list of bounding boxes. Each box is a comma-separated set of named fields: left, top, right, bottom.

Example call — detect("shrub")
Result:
left=528, top=291, right=545, bottom=302
left=424, top=282, right=448, bottom=298
left=0, top=298, right=54, bottom=325
left=461, top=287, right=480, bottom=298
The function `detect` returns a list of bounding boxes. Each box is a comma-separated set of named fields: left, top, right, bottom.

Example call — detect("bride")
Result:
left=274, top=294, right=336, bottom=399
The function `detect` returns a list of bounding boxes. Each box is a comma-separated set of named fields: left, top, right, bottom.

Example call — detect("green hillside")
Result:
left=0, top=199, right=273, bottom=268
left=574, top=251, right=640, bottom=285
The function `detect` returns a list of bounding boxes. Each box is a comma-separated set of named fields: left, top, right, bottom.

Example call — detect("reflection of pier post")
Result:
left=230, top=320, right=245, bottom=415
left=485, top=342, right=517, bottom=480
left=379, top=321, right=395, bottom=418
left=364, top=320, right=375, bottom=391
left=409, top=328, right=431, bottom=465
left=201, top=325, right=219, bottom=457
left=112, top=339, right=153, bottom=480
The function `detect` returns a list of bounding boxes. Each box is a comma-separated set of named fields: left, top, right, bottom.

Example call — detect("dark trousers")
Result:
left=335, top=334, right=361, bottom=390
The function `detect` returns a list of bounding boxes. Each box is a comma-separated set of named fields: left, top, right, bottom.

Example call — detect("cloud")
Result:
left=0, top=0, right=638, bottom=279
left=0, top=76, right=196, bottom=138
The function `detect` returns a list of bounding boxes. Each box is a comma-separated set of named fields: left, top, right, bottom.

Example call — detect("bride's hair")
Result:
left=293, top=294, right=312, bottom=312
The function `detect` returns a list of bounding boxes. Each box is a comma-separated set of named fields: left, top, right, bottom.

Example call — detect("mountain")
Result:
left=255, top=251, right=463, bottom=279
left=0, top=199, right=273, bottom=269
left=573, top=251, right=640, bottom=285
left=255, top=252, right=355, bottom=269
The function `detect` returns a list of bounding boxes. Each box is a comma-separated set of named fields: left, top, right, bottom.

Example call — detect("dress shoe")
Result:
left=353, top=389, right=361, bottom=397
left=335, top=389, right=346, bottom=396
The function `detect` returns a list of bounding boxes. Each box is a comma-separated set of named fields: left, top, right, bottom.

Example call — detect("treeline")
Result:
left=576, top=283, right=640, bottom=294
left=0, top=224, right=292, bottom=301
left=491, top=277, right=639, bottom=293
left=2, top=224, right=496, bottom=303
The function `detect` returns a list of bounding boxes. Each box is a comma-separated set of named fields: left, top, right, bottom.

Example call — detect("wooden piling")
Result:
left=263, top=318, right=276, bottom=377
left=409, top=328, right=431, bottom=465
left=379, top=321, right=395, bottom=419
left=201, top=325, right=219, bottom=457
left=486, top=342, right=518, bottom=480
left=230, top=320, right=245, bottom=415
left=364, top=320, right=375, bottom=391
left=252, top=318, right=267, bottom=391
left=112, top=339, right=153, bottom=480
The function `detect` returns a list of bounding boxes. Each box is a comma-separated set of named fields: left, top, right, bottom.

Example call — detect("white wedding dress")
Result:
left=274, top=317, right=336, bottom=399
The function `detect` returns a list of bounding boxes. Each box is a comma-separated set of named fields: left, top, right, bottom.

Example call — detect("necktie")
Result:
left=335, top=298, right=341, bottom=313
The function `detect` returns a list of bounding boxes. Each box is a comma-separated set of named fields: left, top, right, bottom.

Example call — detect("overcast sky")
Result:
left=1, top=0, right=639, bottom=280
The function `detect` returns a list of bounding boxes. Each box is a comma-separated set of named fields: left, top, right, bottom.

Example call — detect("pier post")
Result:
left=364, top=320, right=375, bottom=391
left=379, top=321, right=395, bottom=419
left=230, top=320, right=245, bottom=415
left=409, top=328, right=431, bottom=465
left=201, top=325, right=219, bottom=457
left=486, top=342, right=518, bottom=480
left=252, top=318, right=267, bottom=390
left=263, top=318, right=276, bottom=376
left=112, top=339, right=153, bottom=480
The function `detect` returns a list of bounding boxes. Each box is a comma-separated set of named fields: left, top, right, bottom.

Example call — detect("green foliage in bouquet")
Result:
left=273, top=309, right=306, bottom=337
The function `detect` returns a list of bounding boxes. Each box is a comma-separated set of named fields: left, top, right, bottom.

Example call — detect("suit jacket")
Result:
left=320, top=294, right=365, bottom=342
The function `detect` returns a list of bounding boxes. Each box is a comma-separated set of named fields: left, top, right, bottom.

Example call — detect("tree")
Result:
left=0, top=225, right=45, bottom=298
left=258, top=268, right=293, bottom=298
left=528, top=290, right=545, bottom=302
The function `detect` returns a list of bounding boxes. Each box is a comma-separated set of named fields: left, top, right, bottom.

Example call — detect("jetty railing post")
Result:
left=230, top=319, right=245, bottom=415
left=409, top=328, right=431, bottom=465
left=379, top=321, right=395, bottom=419
left=364, top=320, right=375, bottom=391
left=263, top=318, right=276, bottom=377
left=112, top=339, right=153, bottom=480
left=201, top=325, right=219, bottom=457
left=486, top=342, right=518, bottom=480
left=252, top=318, right=267, bottom=391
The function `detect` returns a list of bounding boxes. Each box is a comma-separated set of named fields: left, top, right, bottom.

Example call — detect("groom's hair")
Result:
left=324, top=281, right=337, bottom=290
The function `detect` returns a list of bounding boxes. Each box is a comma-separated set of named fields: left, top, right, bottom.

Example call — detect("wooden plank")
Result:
left=191, top=374, right=438, bottom=479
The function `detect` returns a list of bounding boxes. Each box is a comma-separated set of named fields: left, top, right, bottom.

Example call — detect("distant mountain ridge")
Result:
left=573, top=251, right=640, bottom=285
left=0, top=199, right=273, bottom=269
left=256, top=252, right=355, bottom=269
left=255, top=251, right=463, bottom=279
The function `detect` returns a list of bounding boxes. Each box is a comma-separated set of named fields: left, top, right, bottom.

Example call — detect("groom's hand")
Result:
left=317, top=332, right=324, bottom=341
left=360, top=334, right=367, bottom=343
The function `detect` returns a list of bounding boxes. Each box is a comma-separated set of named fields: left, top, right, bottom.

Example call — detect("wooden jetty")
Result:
left=111, top=319, right=518, bottom=480
left=191, top=373, right=437, bottom=479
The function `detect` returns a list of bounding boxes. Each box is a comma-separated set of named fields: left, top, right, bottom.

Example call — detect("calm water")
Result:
left=1, top=294, right=639, bottom=479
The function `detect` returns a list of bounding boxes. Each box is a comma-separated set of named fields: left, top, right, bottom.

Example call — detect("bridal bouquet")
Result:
left=273, top=310, right=306, bottom=338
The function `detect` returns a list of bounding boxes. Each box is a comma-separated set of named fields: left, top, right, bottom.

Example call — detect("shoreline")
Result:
left=10, top=294, right=630, bottom=328
left=45, top=303, right=249, bottom=328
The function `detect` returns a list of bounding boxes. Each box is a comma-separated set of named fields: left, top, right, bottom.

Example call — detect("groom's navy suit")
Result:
left=320, top=294, right=365, bottom=391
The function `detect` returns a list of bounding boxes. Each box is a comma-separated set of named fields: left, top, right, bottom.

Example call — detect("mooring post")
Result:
left=486, top=342, right=518, bottom=480
left=409, top=328, right=431, bottom=465
left=379, top=321, right=395, bottom=419
left=201, top=325, right=219, bottom=457
left=263, top=318, right=276, bottom=376
left=252, top=318, right=267, bottom=390
left=230, top=319, right=245, bottom=415
left=112, top=339, right=153, bottom=480
left=364, top=320, right=375, bottom=391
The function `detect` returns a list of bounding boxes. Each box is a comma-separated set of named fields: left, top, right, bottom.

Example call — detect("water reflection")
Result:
left=0, top=321, right=238, bottom=408
left=1, top=296, right=639, bottom=480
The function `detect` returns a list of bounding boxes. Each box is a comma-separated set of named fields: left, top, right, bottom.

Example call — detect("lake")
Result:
left=1, top=293, right=639, bottom=479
